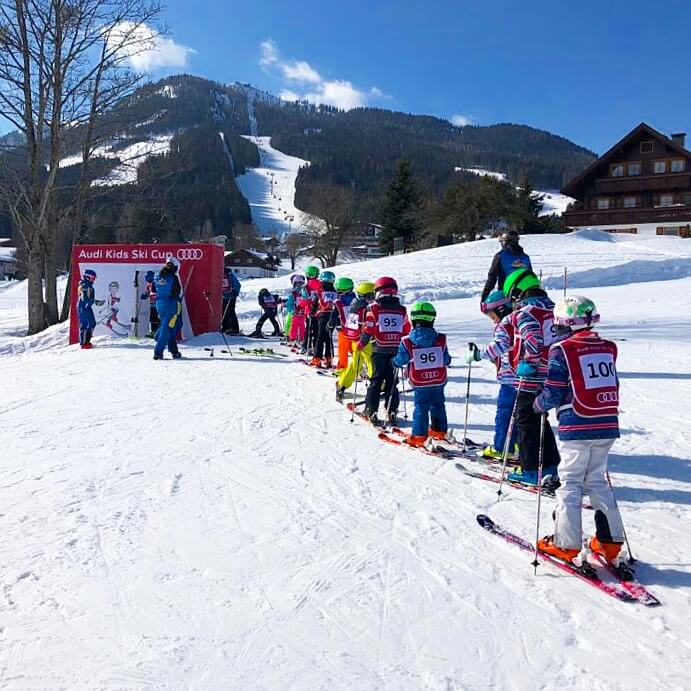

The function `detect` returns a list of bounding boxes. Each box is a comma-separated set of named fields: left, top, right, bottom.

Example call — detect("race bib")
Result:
left=542, top=318, right=558, bottom=346
left=346, top=312, right=360, bottom=330
left=380, top=314, right=403, bottom=333
left=579, top=353, right=616, bottom=390
left=322, top=291, right=337, bottom=302
left=412, top=347, right=443, bottom=370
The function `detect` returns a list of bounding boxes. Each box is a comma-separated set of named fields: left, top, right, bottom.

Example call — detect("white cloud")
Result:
left=451, top=113, right=475, bottom=127
left=108, top=22, right=195, bottom=72
left=261, top=39, right=384, bottom=111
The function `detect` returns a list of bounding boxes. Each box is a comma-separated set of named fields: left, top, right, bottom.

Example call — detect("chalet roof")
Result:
left=561, top=122, right=691, bottom=199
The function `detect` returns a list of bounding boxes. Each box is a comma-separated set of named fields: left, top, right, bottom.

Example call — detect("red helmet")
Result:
left=374, top=276, right=398, bottom=296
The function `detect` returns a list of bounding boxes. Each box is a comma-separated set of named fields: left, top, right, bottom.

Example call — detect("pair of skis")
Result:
left=477, top=515, right=660, bottom=606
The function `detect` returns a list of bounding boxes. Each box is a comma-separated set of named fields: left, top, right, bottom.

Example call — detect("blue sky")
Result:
left=3, top=0, right=691, bottom=152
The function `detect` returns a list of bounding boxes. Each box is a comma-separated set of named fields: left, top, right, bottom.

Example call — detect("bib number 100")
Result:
left=579, top=353, right=616, bottom=390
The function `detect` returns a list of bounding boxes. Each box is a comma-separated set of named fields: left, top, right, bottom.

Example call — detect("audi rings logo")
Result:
left=176, top=248, right=203, bottom=261
left=596, top=391, right=618, bottom=403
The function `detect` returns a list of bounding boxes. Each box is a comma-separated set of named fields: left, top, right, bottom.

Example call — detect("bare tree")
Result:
left=301, top=183, right=356, bottom=267
left=284, top=231, right=308, bottom=270
left=231, top=221, right=261, bottom=251
left=0, top=0, right=161, bottom=333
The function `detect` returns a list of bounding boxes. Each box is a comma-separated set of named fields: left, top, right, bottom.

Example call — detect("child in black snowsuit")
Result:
left=249, top=288, right=281, bottom=338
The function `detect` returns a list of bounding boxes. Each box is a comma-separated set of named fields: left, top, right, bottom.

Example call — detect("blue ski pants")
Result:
left=494, top=383, right=518, bottom=452
left=155, top=299, right=181, bottom=356
left=412, top=385, right=447, bottom=437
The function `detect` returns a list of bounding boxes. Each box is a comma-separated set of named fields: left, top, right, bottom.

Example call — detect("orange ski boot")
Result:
left=428, top=429, right=447, bottom=441
left=537, top=535, right=580, bottom=564
left=403, top=435, right=427, bottom=448
left=309, top=356, right=321, bottom=367
left=588, top=536, right=623, bottom=565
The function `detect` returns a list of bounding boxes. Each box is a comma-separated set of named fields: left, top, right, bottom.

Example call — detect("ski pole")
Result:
left=531, top=412, right=547, bottom=575
left=606, top=470, right=636, bottom=564
left=496, top=377, right=523, bottom=498
left=399, top=367, right=408, bottom=420
left=462, top=352, right=473, bottom=452
left=350, top=350, right=362, bottom=423
left=563, top=267, right=568, bottom=297
left=203, top=291, right=233, bottom=356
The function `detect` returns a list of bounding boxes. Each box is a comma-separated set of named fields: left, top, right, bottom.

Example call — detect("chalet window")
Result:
left=597, top=198, right=610, bottom=210
left=610, top=164, right=625, bottom=177
left=623, top=196, right=637, bottom=208
left=659, top=193, right=674, bottom=207
left=627, top=162, right=641, bottom=176
left=656, top=226, right=683, bottom=236
left=670, top=159, right=685, bottom=173
left=640, top=141, right=654, bottom=154
left=653, top=160, right=667, bottom=174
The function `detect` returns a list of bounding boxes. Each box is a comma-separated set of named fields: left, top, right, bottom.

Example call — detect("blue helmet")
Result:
left=144, top=270, right=155, bottom=282
left=320, top=270, right=336, bottom=283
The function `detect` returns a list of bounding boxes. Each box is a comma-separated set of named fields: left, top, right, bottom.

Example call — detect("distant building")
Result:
left=0, top=244, right=18, bottom=280
left=224, top=249, right=279, bottom=279
left=562, top=123, right=691, bottom=237
left=350, top=223, right=386, bottom=258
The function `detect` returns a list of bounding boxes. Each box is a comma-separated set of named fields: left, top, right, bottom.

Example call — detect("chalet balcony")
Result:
left=596, top=173, right=690, bottom=194
left=563, top=204, right=691, bottom=227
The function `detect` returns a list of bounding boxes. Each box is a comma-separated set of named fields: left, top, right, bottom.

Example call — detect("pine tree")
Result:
left=379, top=159, right=423, bottom=253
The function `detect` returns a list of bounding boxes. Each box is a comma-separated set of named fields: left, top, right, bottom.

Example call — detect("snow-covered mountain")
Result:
left=1, top=231, right=690, bottom=687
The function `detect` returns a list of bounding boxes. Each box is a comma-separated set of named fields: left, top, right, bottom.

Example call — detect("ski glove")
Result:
left=516, top=361, right=537, bottom=378
left=465, top=343, right=481, bottom=365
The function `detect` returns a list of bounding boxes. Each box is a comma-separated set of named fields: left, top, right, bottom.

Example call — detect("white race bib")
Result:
left=413, top=346, right=443, bottom=370
left=542, top=318, right=558, bottom=346
left=346, top=312, right=360, bottom=330
left=380, top=314, right=403, bottom=333
left=579, top=353, right=616, bottom=390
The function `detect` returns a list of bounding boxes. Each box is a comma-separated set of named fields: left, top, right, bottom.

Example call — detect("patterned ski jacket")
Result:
left=534, top=330, right=620, bottom=441
left=479, top=315, right=516, bottom=385
left=393, top=326, right=451, bottom=389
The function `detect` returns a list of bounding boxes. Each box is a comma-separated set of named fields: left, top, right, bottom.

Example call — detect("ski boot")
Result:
left=153, top=352, right=164, bottom=360
left=323, top=357, right=333, bottom=369
left=365, top=409, right=380, bottom=427
left=427, top=429, right=447, bottom=441
left=403, top=435, right=427, bottom=448
left=172, top=352, right=182, bottom=360
left=537, top=535, right=579, bottom=564
left=506, top=467, right=539, bottom=486
left=248, top=331, right=266, bottom=339
left=541, top=467, right=561, bottom=492
left=271, top=330, right=282, bottom=337
left=588, top=537, right=623, bottom=566
left=309, top=356, right=321, bottom=367
left=387, top=411, right=397, bottom=426
left=335, top=385, right=346, bottom=402
left=80, top=343, right=93, bottom=350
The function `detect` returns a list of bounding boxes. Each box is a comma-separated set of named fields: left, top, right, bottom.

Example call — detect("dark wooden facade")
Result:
left=562, top=123, right=691, bottom=235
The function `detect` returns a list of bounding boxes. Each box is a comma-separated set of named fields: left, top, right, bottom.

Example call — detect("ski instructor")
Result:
left=480, top=230, right=532, bottom=309
left=153, top=259, right=183, bottom=360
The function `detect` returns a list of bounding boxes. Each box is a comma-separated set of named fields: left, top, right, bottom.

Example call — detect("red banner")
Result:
left=69, top=243, right=223, bottom=344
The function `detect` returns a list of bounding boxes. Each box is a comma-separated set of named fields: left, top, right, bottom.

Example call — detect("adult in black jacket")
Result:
left=480, top=231, right=532, bottom=306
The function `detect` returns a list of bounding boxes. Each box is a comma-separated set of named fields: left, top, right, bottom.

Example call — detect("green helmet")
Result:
left=503, top=269, right=541, bottom=301
left=319, top=270, right=336, bottom=283
left=334, top=276, right=354, bottom=292
left=410, top=300, right=437, bottom=323
left=305, top=265, right=319, bottom=279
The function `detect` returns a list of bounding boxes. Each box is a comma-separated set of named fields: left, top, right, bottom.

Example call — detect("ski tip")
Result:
left=476, top=514, right=495, bottom=530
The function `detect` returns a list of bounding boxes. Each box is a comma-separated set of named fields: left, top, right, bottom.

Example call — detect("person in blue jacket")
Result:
left=153, top=260, right=182, bottom=360
left=77, top=268, right=101, bottom=349
left=221, top=267, right=241, bottom=334
left=392, top=301, right=451, bottom=447
left=480, top=230, right=532, bottom=306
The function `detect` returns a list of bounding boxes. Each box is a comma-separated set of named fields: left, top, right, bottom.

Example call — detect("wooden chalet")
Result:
left=562, top=122, right=691, bottom=236
left=224, top=248, right=278, bottom=279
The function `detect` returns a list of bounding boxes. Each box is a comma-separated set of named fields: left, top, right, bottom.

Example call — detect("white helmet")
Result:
left=554, top=295, right=600, bottom=330
left=290, top=273, right=305, bottom=288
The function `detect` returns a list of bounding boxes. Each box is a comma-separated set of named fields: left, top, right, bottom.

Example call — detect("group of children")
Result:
left=467, top=268, right=627, bottom=568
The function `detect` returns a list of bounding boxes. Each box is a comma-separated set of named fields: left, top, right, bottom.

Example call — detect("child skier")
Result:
left=286, top=274, right=306, bottom=345
left=501, top=268, right=560, bottom=485
left=335, top=281, right=376, bottom=401
left=310, top=270, right=337, bottom=367
left=153, top=260, right=182, bottom=360
left=141, top=270, right=159, bottom=338
left=393, top=302, right=451, bottom=446
left=302, top=265, right=321, bottom=354
left=330, top=276, right=356, bottom=372
left=221, top=266, right=241, bottom=334
left=77, top=268, right=99, bottom=349
left=534, top=295, right=626, bottom=566
left=358, top=276, right=410, bottom=425
left=466, top=290, right=518, bottom=460
left=249, top=288, right=282, bottom=338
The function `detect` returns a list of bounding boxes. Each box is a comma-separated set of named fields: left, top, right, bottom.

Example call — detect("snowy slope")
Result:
left=1, top=233, right=691, bottom=688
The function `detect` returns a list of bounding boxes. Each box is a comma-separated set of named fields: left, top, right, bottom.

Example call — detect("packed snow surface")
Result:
left=1, top=232, right=691, bottom=688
